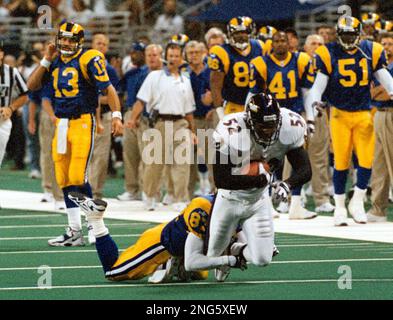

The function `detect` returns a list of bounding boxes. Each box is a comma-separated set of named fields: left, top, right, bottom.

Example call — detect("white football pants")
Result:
left=207, top=188, right=274, bottom=267
left=0, top=119, right=12, bottom=167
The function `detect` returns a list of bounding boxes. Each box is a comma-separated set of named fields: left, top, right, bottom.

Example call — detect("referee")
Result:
left=0, top=43, right=29, bottom=167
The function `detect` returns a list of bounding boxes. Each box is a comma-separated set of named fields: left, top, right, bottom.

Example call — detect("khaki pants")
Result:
left=369, top=110, right=393, bottom=216
left=122, top=110, right=146, bottom=195
left=89, top=112, right=112, bottom=199
left=188, top=116, right=215, bottom=197
left=39, top=111, right=63, bottom=201
left=282, top=111, right=330, bottom=205
left=143, top=119, right=191, bottom=202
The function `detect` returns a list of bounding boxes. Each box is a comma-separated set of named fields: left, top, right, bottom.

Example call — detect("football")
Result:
left=240, top=161, right=270, bottom=176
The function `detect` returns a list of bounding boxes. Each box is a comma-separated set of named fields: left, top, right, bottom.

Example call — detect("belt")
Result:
left=158, top=114, right=184, bottom=121
left=377, top=107, right=393, bottom=112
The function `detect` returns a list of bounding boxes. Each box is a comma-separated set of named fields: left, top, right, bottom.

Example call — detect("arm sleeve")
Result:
left=285, top=147, right=312, bottom=189
left=184, top=233, right=233, bottom=271
left=304, top=72, right=329, bottom=121
left=87, top=55, right=111, bottom=91
left=12, top=67, right=29, bottom=96
left=373, top=68, right=393, bottom=96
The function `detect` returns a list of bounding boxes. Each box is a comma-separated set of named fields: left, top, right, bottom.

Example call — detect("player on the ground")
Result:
left=307, top=16, right=393, bottom=226
left=27, top=22, right=123, bottom=246
left=208, top=93, right=312, bottom=277
left=67, top=192, right=247, bottom=283
left=208, top=16, right=264, bottom=117
left=250, top=31, right=317, bottom=219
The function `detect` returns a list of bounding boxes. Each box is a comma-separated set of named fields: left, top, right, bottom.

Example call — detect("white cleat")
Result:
left=41, top=192, right=54, bottom=203
left=315, top=202, right=335, bottom=213
left=54, top=200, right=66, bottom=210
left=348, top=199, right=367, bottom=224
left=334, top=207, right=348, bottom=226
left=214, top=265, right=231, bottom=282
left=162, top=193, right=174, bottom=205
left=366, top=212, right=388, bottom=223
left=68, top=192, right=107, bottom=220
left=288, top=205, right=317, bottom=220
left=116, top=191, right=140, bottom=201
left=144, top=197, right=156, bottom=211
left=148, top=257, right=180, bottom=284
left=48, top=227, right=85, bottom=247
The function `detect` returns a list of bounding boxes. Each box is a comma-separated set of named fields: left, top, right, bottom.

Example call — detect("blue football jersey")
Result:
left=250, top=52, right=314, bottom=113
left=44, top=48, right=111, bottom=118
left=208, top=39, right=264, bottom=105
left=314, top=40, right=387, bottom=111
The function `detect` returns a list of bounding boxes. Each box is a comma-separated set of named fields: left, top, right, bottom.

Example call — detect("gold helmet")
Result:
left=258, top=26, right=278, bottom=42
left=57, top=22, right=84, bottom=56
left=168, top=34, right=190, bottom=48
left=375, top=20, right=393, bottom=35
left=336, top=16, right=362, bottom=51
left=361, top=12, right=381, bottom=26
left=227, top=16, right=254, bottom=51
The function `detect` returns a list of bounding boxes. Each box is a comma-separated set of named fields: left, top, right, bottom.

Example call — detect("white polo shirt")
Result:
left=137, top=68, right=195, bottom=116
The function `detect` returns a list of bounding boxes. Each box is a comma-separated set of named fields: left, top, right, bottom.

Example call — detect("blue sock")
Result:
left=292, top=186, right=302, bottom=196
left=333, top=169, right=348, bottom=195
left=352, top=153, right=359, bottom=169
left=80, top=182, right=93, bottom=198
left=63, top=186, right=80, bottom=208
left=95, top=234, right=119, bottom=273
left=329, top=152, right=334, bottom=167
left=356, top=167, right=372, bottom=190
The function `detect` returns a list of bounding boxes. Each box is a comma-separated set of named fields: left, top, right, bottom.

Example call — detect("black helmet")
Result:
left=245, top=93, right=282, bottom=146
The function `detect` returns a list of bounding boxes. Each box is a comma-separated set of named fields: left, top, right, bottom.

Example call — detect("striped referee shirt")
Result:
left=0, top=63, right=29, bottom=107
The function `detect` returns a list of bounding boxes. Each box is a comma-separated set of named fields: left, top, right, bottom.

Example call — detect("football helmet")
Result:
left=245, top=93, right=282, bottom=146
left=258, top=26, right=277, bottom=42
left=168, top=34, right=190, bottom=48
left=361, top=12, right=381, bottom=26
left=227, top=16, right=254, bottom=51
left=56, top=22, right=84, bottom=56
left=375, top=20, right=393, bottom=35
left=336, top=16, right=362, bottom=51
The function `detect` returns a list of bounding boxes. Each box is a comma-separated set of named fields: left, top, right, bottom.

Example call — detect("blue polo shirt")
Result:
left=189, top=65, right=212, bottom=117
left=121, top=65, right=149, bottom=117
left=372, top=62, right=393, bottom=108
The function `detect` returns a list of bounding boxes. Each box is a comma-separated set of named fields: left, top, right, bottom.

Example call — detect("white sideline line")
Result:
left=0, top=222, right=150, bottom=229
left=1, top=278, right=393, bottom=291
left=1, top=257, right=393, bottom=270
left=0, top=234, right=141, bottom=241
left=0, top=214, right=62, bottom=219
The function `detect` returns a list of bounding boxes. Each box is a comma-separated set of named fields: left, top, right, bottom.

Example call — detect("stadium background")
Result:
left=1, top=0, right=393, bottom=300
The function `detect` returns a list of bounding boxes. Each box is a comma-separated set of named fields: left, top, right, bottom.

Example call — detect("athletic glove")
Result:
left=231, top=244, right=247, bottom=271
left=312, top=101, right=327, bottom=118
left=271, top=181, right=291, bottom=204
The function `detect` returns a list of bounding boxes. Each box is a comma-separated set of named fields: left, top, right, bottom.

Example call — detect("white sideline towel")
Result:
left=57, top=119, right=69, bottom=154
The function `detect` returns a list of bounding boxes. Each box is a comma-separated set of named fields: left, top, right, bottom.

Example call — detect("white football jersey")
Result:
left=213, top=108, right=307, bottom=166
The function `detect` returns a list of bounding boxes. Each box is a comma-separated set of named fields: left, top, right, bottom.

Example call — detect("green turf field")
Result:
left=1, top=163, right=393, bottom=300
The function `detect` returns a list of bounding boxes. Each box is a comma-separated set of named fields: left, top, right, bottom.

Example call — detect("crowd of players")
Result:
left=1, top=10, right=393, bottom=282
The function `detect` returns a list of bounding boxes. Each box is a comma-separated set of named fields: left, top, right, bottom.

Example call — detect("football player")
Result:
left=208, top=93, right=312, bottom=271
left=67, top=192, right=247, bottom=282
left=208, top=16, right=264, bottom=117
left=307, top=16, right=393, bottom=226
left=257, top=25, right=277, bottom=56
left=250, top=31, right=318, bottom=219
left=361, top=12, right=381, bottom=40
left=27, top=22, right=123, bottom=246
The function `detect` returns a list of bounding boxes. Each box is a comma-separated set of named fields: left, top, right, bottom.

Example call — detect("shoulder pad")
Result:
left=279, top=108, right=306, bottom=146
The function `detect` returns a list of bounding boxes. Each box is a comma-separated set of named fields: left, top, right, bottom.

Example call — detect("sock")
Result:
left=63, top=186, right=80, bottom=208
left=291, top=186, right=302, bottom=196
left=356, top=167, right=372, bottom=190
left=95, top=234, right=119, bottom=273
left=333, top=169, right=349, bottom=195
left=66, top=207, right=82, bottom=231
left=80, top=182, right=93, bottom=198
left=90, top=218, right=109, bottom=238
left=334, top=194, right=346, bottom=209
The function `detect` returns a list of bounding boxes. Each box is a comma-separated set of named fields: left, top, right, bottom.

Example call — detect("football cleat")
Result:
left=41, top=192, right=54, bottom=203
left=147, top=257, right=181, bottom=284
left=48, top=227, right=85, bottom=247
left=334, top=207, right=348, bottom=227
left=288, top=205, right=317, bottom=220
left=68, top=192, right=107, bottom=220
left=214, top=265, right=231, bottom=282
left=273, top=245, right=280, bottom=257
left=315, top=202, right=335, bottom=213
left=348, top=200, right=367, bottom=224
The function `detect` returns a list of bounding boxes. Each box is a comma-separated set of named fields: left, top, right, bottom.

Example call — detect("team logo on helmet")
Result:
left=227, top=16, right=254, bottom=51
left=336, top=16, right=362, bottom=51
left=57, top=22, right=84, bottom=56
left=375, top=20, right=393, bottom=35
left=361, top=12, right=381, bottom=26
left=258, top=26, right=277, bottom=42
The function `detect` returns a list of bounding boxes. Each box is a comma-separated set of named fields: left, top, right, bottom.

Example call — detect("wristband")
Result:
left=40, top=58, right=51, bottom=69
left=112, top=111, right=122, bottom=120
